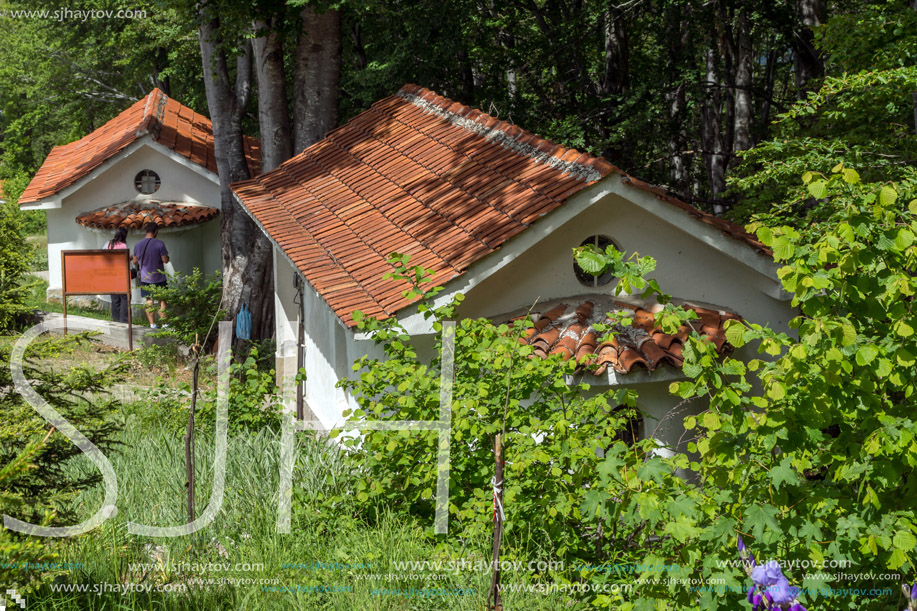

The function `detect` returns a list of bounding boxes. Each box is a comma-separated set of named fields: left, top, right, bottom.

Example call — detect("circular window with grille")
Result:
left=134, top=169, right=161, bottom=194
left=574, top=234, right=618, bottom=287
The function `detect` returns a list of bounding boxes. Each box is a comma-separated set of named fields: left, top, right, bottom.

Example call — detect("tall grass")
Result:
left=28, top=404, right=575, bottom=610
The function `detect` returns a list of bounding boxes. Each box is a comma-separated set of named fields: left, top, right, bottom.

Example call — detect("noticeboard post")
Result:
left=61, top=249, right=133, bottom=350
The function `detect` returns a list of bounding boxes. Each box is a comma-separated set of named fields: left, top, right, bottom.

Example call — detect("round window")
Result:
left=134, top=169, right=161, bottom=194
left=574, top=235, right=617, bottom=287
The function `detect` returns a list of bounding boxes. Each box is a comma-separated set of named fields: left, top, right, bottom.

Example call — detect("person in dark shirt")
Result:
left=132, top=222, right=170, bottom=328
left=105, top=226, right=130, bottom=323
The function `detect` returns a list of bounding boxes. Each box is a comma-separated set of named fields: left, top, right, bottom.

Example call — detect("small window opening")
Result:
left=574, top=234, right=617, bottom=287
left=134, top=170, right=161, bottom=194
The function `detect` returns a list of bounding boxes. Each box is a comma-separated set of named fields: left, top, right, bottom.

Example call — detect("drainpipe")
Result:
left=294, top=275, right=306, bottom=421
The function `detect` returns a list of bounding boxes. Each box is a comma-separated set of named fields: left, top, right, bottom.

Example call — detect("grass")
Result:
left=27, top=233, right=48, bottom=272
left=11, top=343, right=585, bottom=610
left=28, top=417, right=574, bottom=610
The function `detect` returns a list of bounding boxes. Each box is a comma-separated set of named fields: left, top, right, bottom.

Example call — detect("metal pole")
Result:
left=61, top=251, right=67, bottom=337
left=126, top=250, right=133, bottom=351
left=295, top=276, right=305, bottom=421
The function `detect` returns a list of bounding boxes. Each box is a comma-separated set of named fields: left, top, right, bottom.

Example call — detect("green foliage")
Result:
left=574, top=241, right=664, bottom=299
left=0, top=333, right=123, bottom=592
left=212, top=347, right=284, bottom=433
left=144, top=268, right=224, bottom=348
left=0, top=201, right=40, bottom=331
left=338, top=255, right=708, bottom=606
left=671, top=170, right=917, bottom=610
left=818, top=1, right=917, bottom=73
left=0, top=437, right=59, bottom=595
left=144, top=348, right=284, bottom=434
left=341, top=0, right=803, bottom=203
left=132, top=341, right=181, bottom=372
left=728, top=1, right=917, bottom=223
left=0, top=0, right=206, bottom=180
left=20, top=211, right=47, bottom=237
left=573, top=241, right=697, bottom=335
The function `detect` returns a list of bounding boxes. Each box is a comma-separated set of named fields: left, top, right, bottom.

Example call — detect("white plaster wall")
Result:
left=273, top=249, right=388, bottom=429
left=458, top=192, right=793, bottom=333
left=45, top=143, right=221, bottom=291
left=274, top=249, right=299, bottom=363
left=272, top=187, right=796, bottom=438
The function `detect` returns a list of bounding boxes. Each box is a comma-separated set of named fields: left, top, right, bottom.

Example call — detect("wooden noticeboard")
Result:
left=61, top=249, right=133, bottom=350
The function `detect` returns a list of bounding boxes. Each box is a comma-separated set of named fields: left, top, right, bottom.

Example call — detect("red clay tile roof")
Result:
left=20, top=89, right=261, bottom=205
left=507, top=296, right=739, bottom=375
left=75, top=201, right=219, bottom=230
left=231, top=84, right=766, bottom=327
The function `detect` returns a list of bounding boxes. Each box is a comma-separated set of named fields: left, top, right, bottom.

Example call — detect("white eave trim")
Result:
left=19, top=197, right=61, bottom=210
left=21, top=137, right=220, bottom=210
left=144, top=140, right=220, bottom=185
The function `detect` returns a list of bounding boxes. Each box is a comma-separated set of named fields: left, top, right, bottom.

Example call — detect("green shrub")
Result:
left=336, top=255, right=695, bottom=604
left=29, top=237, right=48, bottom=271
left=0, top=201, right=39, bottom=331
left=661, top=169, right=917, bottom=610
left=142, top=347, right=283, bottom=435
left=19, top=211, right=46, bottom=236
left=132, top=342, right=182, bottom=372
left=205, top=346, right=283, bottom=433
left=143, top=268, right=224, bottom=349
left=0, top=333, right=123, bottom=593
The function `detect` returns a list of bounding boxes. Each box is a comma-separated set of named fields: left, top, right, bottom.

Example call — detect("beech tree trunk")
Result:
left=601, top=8, right=628, bottom=95
left=701, top=45, right=727, bottom=204
left=664, top=4, right=690, bottom=193
left=253, top=16, right=293, bottom=172
left=199, top=13, right=275, bottom=343
left=293, top=6, right=341, bottom=153
left=793, top=0, right=824, bottom=94
left=760, top=44, right=778, bottom=131
left=731, top=10, right=753, bottom=158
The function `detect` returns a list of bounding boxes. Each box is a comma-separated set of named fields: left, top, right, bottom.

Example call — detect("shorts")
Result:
left=140, top=280, right=167, bottom=298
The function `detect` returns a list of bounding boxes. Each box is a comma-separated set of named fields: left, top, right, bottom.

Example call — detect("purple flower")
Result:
left=738, top=535, right=746, bottom=553
left=911, top=582, right=917, bottom=600
left=767, top=576, right=797, bottom=604
left=751, top=593, right=764, bottom=610
left=789, top=604, right=807, bottom=611
left=752, top=560, right=784, bottom=587
left=747, top=587, right=755, bottom=603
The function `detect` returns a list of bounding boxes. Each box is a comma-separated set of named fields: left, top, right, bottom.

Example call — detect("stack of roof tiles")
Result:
left=75, top=201, right=219, bottom=230
left=231, top=84, right=767, bottom=327
left=20, top=88, right=260, bottom=205
left=511, top=297, right=740, bottom=375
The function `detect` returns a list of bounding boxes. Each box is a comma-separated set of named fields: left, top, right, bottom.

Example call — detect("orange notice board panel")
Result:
left=62, top=250, right=131, bottom=294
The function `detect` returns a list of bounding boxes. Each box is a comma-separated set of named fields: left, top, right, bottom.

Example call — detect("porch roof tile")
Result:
left=75, top=200, right=219, bottom=231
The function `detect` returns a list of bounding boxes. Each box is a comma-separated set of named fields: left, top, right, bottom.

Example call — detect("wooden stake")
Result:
left=184, top=334, right=200, bottom=522
left=487, top=433, right=504, bottom=611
